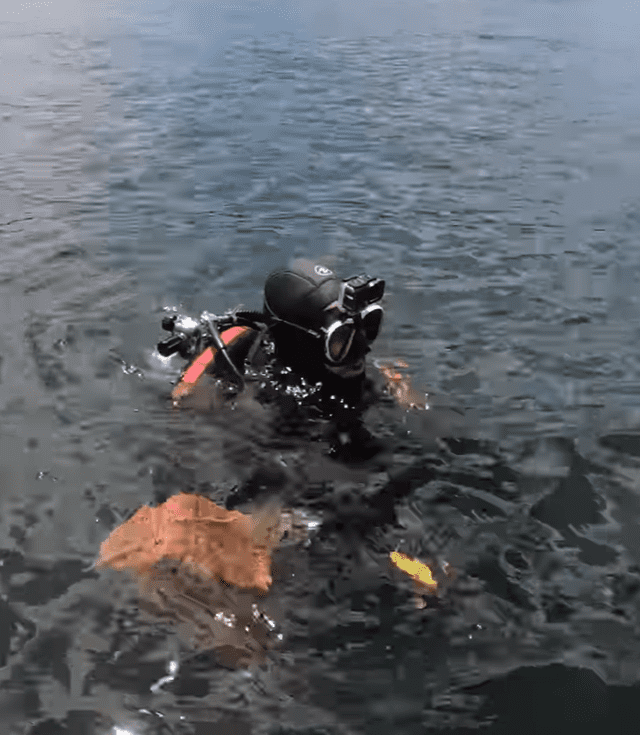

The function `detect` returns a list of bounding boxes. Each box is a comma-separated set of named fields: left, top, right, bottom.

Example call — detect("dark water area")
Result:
left=2, top=0, right=640, bottom=733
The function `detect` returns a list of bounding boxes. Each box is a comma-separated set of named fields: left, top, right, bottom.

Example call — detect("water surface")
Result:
left=2, top=1, right=640, bottom=733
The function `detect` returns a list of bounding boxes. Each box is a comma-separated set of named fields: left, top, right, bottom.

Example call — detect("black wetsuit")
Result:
left=209, top=324, right=387, bottom=464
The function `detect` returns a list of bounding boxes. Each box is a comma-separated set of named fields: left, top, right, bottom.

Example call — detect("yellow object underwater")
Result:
left=389, top=551, right=438, bottom=590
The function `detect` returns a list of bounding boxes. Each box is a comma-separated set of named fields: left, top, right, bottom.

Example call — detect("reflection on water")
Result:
left=2, top=0, right=640, bottom=732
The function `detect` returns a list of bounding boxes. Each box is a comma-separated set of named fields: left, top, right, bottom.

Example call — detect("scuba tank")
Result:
left=157, top=308, right=268, bottom=403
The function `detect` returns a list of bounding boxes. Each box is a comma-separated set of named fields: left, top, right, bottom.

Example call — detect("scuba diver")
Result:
left=157, top=258, right=393, bottom=462
left=101, top=262, right=455, bottom=670
left=157, top=257, right=463, bottom=470
left=158, top=260, right=383, bottom=393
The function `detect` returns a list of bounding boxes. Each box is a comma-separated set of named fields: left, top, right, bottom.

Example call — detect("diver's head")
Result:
left=263, top=259, right=385, bottom=380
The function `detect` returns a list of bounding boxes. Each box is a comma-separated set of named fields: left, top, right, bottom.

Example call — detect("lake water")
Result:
left=2, top=1, right=640, bottom=733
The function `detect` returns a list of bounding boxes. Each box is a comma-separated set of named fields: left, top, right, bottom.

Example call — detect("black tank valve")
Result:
left=162, top=315, right=177, bottom=332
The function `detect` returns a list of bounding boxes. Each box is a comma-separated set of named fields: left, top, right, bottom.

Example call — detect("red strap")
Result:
left=171, top=326, right=249, bottom=402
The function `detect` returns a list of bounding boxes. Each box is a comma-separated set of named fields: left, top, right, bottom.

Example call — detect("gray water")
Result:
left=2, top=1, right=640, bottom=733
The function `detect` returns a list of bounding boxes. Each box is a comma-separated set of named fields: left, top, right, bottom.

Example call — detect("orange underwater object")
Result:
left=389, top=550, right=438, bottom=591
left=97, top=492, right=274, bottom=592
left=376, top=359, right=429, bottom=410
